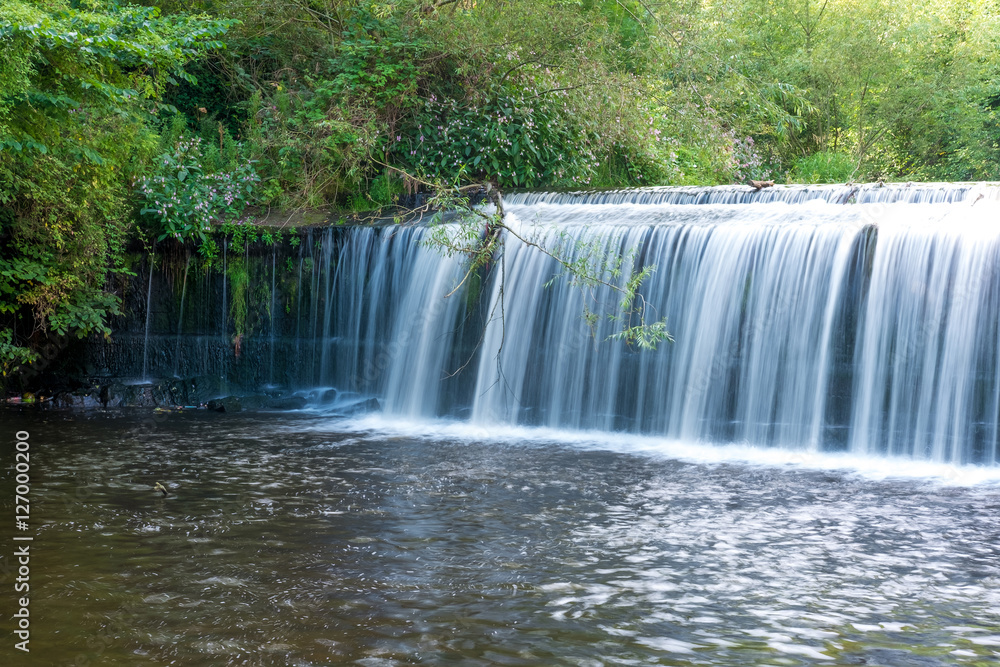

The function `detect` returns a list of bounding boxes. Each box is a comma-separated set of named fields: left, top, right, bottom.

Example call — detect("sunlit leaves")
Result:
left=697, top=0, right=1000, bottom=179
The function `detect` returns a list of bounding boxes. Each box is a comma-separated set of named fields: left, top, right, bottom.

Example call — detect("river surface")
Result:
left=4, top=409, right=1000, bottom=666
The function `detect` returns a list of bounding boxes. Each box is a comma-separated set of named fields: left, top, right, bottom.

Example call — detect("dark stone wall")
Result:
left=47, top=228, right=343, bottom=407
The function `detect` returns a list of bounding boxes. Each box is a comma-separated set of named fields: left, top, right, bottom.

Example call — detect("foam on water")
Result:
left=311, top=413, right=1000, bottom=486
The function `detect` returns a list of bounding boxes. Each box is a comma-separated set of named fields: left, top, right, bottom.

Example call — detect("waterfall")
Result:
left=505, top=182, right=985, bottom=206
left=140, top=242, right=156, bottom=382
left=295, top=182, right=1000, bottom=464
left=849, top=207, right=1000, bottom=464
left=469, top=201, right=869, bottom=445
left=269, top=247, right=276, bottom=385
left=100, top=182, right=1000, bottom=464
left=173, top=253, right=191, bottom=378
left=220, top=237, right=228, bottom=386
left=310, top=226, right=468, bottom=403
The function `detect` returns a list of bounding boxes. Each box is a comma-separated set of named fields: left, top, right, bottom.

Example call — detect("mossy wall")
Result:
left=65, top=223, right=489, bottom=409
left=77, top=228, right=341, bottom=394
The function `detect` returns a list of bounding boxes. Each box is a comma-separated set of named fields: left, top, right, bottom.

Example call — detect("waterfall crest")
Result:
left=505, top=182, right=1000, bottom=206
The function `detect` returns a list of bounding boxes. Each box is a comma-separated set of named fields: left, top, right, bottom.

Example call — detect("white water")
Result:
left=303, top=183, right=1000, bottom=465
left=322, top=413, right=1000, bottom=486
left=506, top=181, right=999, bottom=206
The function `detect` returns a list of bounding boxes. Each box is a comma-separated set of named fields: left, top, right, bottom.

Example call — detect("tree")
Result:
left=0, top=0, right=234, bottom=380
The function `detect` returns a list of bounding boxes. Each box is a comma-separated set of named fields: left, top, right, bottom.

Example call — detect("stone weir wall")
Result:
left=53, top=227, right=351, bottom=409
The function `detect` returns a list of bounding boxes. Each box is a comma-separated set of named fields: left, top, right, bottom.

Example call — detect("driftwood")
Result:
left=749, top=180, right=775, bottom=190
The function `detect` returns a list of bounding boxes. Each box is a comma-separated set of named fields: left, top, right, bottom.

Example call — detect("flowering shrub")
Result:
left=138, top=136, right=259, bottom=245
left=729, top=135, right=772, bottom=182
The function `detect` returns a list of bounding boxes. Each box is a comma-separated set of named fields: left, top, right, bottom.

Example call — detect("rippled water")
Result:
left=4, top=410, right=1000, bottom=665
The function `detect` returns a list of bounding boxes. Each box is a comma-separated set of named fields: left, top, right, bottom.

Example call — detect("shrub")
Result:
left=138, top=136, right=260, bottom=246
left=792, top=151, right=856, bottom=184
left=392, top=91, right=600, bottom=188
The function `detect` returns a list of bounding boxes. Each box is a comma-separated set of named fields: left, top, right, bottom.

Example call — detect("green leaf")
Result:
left=81, top=147, right=105, bottom=165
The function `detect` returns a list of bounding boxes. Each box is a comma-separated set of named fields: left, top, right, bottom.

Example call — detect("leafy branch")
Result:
left=380, top=165, right=671, bottom=350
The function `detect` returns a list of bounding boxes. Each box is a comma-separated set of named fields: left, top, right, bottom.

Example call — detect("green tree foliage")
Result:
left=175, top=0, right=673, bottom=207
left=0, top=0, right=234, bottom=377
left=695, top=0, right=1000, bottom=180
left=139, top=0, right=1000, bottom=193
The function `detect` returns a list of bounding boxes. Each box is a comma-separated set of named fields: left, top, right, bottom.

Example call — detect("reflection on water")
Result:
left=4, top=410, right=1000, bottom=665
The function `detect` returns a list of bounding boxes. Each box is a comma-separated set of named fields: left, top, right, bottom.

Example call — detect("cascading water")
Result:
left=269, top=248, right=276, bottom=385
left=849, top=208, right=1000, bottom=464
left=173, top=253, right=191, bottom=378
left=97, top=182, right=1000, bottom=465
left=220, top=237, right=228, bottom=387
left=470, top=203, right=867, bottom=445
left=296, top=182, right=1000, bottom=465
left=509, top=182, right=981, bottom=205
left=140, top=241, right=156, bottom=382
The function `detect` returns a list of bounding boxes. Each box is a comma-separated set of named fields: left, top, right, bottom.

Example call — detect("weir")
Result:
left=84, top=182, right=1000, bottom=464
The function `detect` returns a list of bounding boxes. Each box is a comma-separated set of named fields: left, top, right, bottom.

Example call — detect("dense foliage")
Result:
left=146, top=0, right=1000, bottom=196
left=3, top=0, right=1000, bottom=381
left=0, top=0, right=232, bottom=377
left=698, top=0, right=1000, bottom=181
left=138, top=124, right=259, bottom=247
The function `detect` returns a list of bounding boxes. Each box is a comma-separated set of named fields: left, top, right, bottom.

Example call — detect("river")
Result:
left=5, top=409, right=1000, bottom=665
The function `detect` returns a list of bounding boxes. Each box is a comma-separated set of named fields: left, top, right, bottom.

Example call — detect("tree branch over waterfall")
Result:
left=383, top=167, right=672, bottom=351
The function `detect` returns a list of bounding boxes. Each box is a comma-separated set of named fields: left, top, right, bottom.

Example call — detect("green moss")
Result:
left=226, top=256, right=250, bottom=336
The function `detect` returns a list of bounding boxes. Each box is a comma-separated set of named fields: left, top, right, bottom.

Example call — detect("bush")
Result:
left=792, top=151, right=856, bottom=184
left=138, top=135, right=260, bottom=247
left=392, top=91, right=600, bottom=188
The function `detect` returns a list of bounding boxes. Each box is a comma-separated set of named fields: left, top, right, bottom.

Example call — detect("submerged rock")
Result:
left=185, top=376, right=225, bottom=405
left=318, top=388, right=339, bottom=403
left=54, top=390, right=103, bottom=409
left=344, top=397, right=381, bottom=415
left=238, top=395, right=270, bottom=410
left=100, top=383, right=126, bottom=408
left=267, top=396, right=308, bottom=410
left=207, top=396, right=242, bottom=413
